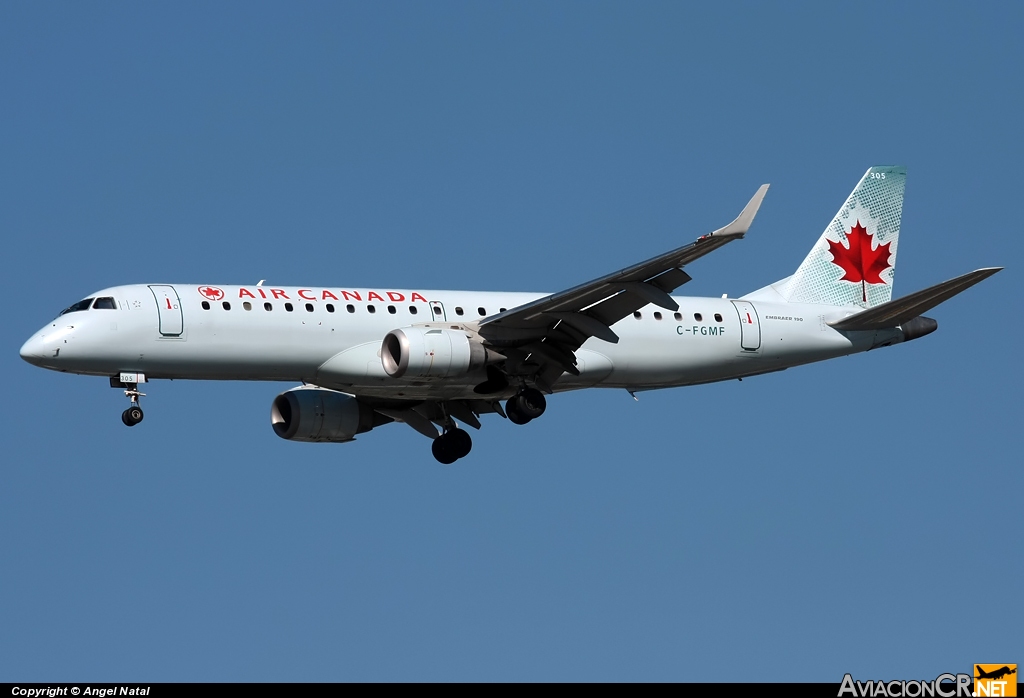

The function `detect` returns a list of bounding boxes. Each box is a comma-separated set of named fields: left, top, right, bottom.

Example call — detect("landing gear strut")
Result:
left=121, top=383, right=145, bottom=427
left=431, top=427, right=473, bottom=464
left=506, top=388, right=546, bottom=425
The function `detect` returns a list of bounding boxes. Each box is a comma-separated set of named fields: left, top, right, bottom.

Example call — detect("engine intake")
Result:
left=381, top=327, right=497, bottom=378
left=271, top=387, right=380, bottom=442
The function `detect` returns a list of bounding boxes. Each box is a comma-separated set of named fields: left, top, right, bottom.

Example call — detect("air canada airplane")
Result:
left=20, top=167, right=1000, bottom=462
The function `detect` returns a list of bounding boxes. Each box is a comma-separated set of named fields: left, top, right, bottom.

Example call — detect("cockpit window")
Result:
left=92, top=297, right=117, bottom=310
left=59, top=299, right=94, bottom=316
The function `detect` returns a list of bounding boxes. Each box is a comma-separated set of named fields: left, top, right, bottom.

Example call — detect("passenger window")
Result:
left=368, top=305, right=376, bottom=314
left=264, top=302, right=273, bottom=311
left=284, top=303, right=293, bottom=312
left=59, top=299, right=94, bottom=315
left=92, top=297, right=116, bottom=310
left=694, top=313, right=702, bottom=321
left=305, top=303, right=314, bottom=312
left=455, top=307, right=464, bottom=315
left=222, top=302, right=231, bottom=310
left=634, top=311, right=642, bottom=319
left=388, top=305, right=396, bottom=314
left=326, top=304, right=335, bottom=313
left=654, top=312, right=662, bottom=320
left=243, top=302, right=252, bottom=311
left=478, top=307, right=486, bottom=316
left=346, top=304, right=355, bottom=313
left=409, top=306, right=418, bottom=315
left=202, top=301, right=210, bottom=310
left=674, top=312, right=682, bottom=321
left=714, top=313, right=723, bottom=322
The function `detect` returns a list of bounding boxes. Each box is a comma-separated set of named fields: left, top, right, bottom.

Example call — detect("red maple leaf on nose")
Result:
left=199, top=286, right=223, bottom=300
left=827, top=221, right=892, bottom=302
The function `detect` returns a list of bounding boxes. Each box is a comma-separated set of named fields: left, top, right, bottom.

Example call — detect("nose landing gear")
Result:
left=120, top=384, right=145, bottom=427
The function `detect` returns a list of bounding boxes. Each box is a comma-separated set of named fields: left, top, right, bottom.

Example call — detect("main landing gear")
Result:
left=432, top=428, right=473, bottom=464
left=120, top=384, right=145, bottom=427
left=505, top=388, right=546, bottom=425
left=425, top=388, right=545, bottom=463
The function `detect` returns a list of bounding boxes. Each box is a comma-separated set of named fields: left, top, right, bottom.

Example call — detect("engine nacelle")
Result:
left=271, top=387, right=377, bottom=442
left=381, top=327, right=494, bottom=378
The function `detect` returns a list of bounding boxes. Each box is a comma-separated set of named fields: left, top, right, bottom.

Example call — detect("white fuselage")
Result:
left=20, top=283, right=902, bottom=400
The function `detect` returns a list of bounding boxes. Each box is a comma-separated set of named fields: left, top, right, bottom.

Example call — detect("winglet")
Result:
left=712, top=184, right=770, bottom=238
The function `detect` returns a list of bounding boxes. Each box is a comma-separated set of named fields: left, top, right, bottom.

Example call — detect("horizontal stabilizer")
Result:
left=829, top=267, right=1002, bottom=331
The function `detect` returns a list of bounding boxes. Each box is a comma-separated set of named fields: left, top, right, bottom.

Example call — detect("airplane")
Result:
left=976, top=666, right=1016, bottom=681
left=19, top=167, right=1001, bottom=463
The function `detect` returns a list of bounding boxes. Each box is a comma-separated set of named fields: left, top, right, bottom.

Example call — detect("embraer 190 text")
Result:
left=20, top=168, right=1001, bottom=463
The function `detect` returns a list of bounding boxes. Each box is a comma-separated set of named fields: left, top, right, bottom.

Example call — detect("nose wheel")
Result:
left=122, top=405, right=144, bottom=427
left=121, top=383, right=145, bottom=427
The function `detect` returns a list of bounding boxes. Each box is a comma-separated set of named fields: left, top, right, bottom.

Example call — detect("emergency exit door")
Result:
left=731, top=300, right=760, bottom=351
left=150, top=285, right=183, bottom=336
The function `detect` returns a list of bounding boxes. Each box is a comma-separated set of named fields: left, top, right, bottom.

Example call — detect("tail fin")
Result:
left=773, top=166, right=906, bottom=308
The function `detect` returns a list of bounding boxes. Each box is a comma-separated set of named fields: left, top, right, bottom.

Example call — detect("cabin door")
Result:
left=150, top=285, right=184, bottom=336
left=731, top=300, right=760, bottom=351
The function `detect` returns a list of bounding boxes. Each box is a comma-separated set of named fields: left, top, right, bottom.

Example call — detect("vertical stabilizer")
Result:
left=774, top=166, right=906, bottom=308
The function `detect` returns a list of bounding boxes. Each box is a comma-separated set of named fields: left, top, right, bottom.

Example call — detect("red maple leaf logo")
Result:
left=827, top=221, right=892, bottom=302
left=198, top=286, right=224, bottom=300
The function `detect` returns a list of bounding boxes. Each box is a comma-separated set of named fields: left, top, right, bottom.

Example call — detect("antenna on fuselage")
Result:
left=257, top=280, right=265, bottom=287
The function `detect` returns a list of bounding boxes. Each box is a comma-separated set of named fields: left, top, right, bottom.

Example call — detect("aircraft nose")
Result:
left=19, top=333, right=46, bottom=366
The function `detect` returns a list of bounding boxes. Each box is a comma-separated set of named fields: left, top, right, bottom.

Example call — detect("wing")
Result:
left=478, top=184, right=770, bottom=391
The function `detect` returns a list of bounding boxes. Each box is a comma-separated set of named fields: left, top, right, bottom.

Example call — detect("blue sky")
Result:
left=1, top=2, right=1020, bottom=681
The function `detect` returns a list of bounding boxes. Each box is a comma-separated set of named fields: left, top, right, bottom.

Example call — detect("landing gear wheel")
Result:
left=431, top=428, right=473, bottom=463
left=431, top=435, right=459, bottom=464
left=120, top=382, right=147, bottom=427
left=518, top=388, right=547, bottom=419
left=448, top=428, right=472, bottom=459
left=121, top=406, right=143, bottom=427
left=506, top=396, right=532, bottom=425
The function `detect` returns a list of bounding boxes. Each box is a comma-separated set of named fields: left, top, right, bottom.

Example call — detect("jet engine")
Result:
left=271, top=387, right=380, bottom=442
left=381, top=327, right=499, bottom=378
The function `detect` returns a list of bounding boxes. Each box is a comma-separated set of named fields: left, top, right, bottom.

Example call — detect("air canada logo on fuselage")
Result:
left=198, top=286, right=225, bottom=301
